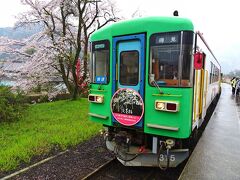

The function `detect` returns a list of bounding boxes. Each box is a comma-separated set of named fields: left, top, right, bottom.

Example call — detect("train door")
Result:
left=193, top=53, right=206, bottom=128
left=112, top=34, right=145, bottom=128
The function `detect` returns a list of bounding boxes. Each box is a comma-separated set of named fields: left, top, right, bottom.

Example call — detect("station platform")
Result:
left=179, top=83, right=240, bottom=180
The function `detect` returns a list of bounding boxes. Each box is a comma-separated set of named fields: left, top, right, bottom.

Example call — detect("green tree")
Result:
left=0, top=86, right=27, bottom=122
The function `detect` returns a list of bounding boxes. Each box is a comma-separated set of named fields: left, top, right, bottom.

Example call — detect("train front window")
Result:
left=91, top=40, right=110, bottom=84
left=150, top=32, right=180, bottom=86
left=149, top=31, right=193, bottom=87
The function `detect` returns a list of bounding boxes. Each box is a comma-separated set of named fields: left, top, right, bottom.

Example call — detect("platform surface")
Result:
left=179, top=83, right=240, bottom=180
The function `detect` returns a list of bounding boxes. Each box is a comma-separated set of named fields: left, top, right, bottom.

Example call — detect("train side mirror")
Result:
left=194, top=52, right=203, bottom=70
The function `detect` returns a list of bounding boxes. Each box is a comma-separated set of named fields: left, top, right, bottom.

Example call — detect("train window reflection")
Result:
left=94, top=51, right=109, bottom=78
left=151, top=45, right=180, bottom=86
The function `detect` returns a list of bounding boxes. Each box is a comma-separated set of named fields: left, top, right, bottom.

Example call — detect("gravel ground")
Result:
left=1, top=135, right=113, bottom=180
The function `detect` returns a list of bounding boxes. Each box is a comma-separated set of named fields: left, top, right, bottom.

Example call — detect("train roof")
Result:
left=90, top=16, right=194, bottom=41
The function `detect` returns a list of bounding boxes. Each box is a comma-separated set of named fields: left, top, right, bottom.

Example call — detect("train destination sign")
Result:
left=111, top=88, right=144, bottom=126
left=94, top=44, right=105, bottom=49
left=92, top=40, right=109, bottom=51
left=155, top=34, right=179, bottom=44
left=150, top=32, right=180, bottom=46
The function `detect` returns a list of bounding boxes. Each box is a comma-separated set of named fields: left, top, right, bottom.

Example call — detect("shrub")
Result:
left=0, top=86, right=27, bottom=123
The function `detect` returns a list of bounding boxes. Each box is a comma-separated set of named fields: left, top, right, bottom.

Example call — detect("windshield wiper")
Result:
left=149, top=74, right=164, bottom=94
left=98, top=83, right=103, bottom=90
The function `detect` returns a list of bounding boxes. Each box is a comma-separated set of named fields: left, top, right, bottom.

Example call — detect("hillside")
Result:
left=0, top=25, right=42, bottom=61
left=0, top=25, right=42, bottom=40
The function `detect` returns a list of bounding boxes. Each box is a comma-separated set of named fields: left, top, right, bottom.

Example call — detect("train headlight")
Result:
left=88, top=94, right=104, bottom=103
left=96, top=96, right=103, bottom=103
left=155, top=100, right=179, bottom=112
left=155, top=102, right=165, bottom=110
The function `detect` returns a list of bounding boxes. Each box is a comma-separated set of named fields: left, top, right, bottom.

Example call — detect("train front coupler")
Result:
left=104, top=132, right=189, bottom=168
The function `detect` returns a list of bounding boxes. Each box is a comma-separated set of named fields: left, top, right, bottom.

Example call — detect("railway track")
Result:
left=82, top=158, right=186, bottom=180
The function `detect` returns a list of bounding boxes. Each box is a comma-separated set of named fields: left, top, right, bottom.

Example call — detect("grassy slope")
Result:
left=0, top=99, right=101, bottom=171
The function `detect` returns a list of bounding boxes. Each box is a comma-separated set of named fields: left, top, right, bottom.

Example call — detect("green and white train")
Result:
left=88, top=16, right=221, bottom=168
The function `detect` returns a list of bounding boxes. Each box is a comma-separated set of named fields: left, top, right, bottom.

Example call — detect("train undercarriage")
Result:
left=103, top=126, right=190, bottom=169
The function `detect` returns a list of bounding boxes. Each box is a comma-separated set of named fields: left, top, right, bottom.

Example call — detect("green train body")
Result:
left=88, top=16, right=221, bottom=168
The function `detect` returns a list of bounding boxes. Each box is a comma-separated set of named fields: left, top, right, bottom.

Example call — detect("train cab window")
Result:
left=149, top=31, right=193, bottom=87
left=91, top=40, right=110, bottom=84
left=119, top=51, right=139, bottom=86
left=150, top=32, right=180, bottom=87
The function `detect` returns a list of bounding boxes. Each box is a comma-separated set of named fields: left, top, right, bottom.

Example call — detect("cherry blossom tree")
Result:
left=6, top=0, right=120, bottom=99
left=0, top=34, right=59, bottom=95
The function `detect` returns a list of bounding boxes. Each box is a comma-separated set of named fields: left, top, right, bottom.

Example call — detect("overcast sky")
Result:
left=0, top=0, right=239, bottom=73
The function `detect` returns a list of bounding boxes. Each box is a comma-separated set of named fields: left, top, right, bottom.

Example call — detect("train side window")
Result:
left=91, top=40, right=110, bottom=84
left=181, top=31, right=194, bottom=87
left=210, top=62, right=214, bottom=84
left=181, top=45, right=193, bottom=86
